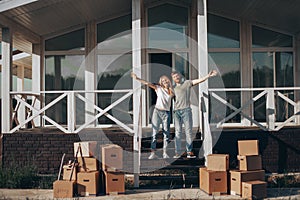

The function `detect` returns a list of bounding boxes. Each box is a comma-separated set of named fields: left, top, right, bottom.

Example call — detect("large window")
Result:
left=252, top=26, right=293, bottom=48
left=208, top=14, right=241, bottom=124
left=208, top=14, right=240, bottom=48
left=45, top=28, right=85, bottom=124
left=97, top=15, right=132, bottom=124
left=97, top=14, right=132, bottom=50
left=252, top=26, right=294, bottom=122
left=148, top=4, right=188, bottom=49
left=45, top=29, right=85, bottom=51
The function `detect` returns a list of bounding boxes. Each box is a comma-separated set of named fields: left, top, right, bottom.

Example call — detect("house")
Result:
left=0, top=0, right=299, bottom=187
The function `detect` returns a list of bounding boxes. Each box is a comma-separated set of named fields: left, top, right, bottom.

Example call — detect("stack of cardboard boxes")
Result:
left=230, top=140, right=267, bottom=199
left=53, top=141, right=98, bottom=198
left=75, top=141, right=99, bottom=197
left=53, top=142, right=125, bottom=198
left=199, top=140, right=267, bottom=199
left=199, top=154, right=229, bottom=195
left=101, top=144, right=125, bottom=195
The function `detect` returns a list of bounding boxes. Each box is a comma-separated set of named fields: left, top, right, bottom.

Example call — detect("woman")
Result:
left=131, top=72, right=174, bottom=159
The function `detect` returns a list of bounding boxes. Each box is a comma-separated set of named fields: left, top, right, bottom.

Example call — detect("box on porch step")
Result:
left=53, top=180, right=76, bottom=198
left=237, top=155, right=262, bottom=171
left=74, top=141, right=97, bottom=157
left=101, top=144, right=123, bottom=171
left=230, top=170, right=265, bottom=195
left=207, top=154, right=229, bottom=171
left=242, top=180, right=267, bottom=199
left=238, top=140, right=259, bottom=156
left=199, top=167, right=228, bottom=195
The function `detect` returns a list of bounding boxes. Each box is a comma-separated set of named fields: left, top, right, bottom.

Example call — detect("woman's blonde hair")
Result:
left=158, top=75, right=171, bottom=86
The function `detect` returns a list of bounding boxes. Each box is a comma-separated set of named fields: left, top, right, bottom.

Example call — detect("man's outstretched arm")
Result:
left=192, top=70, right=218, bottom=86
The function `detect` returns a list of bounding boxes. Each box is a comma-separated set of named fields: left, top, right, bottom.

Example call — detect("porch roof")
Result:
left=0, top=0, right=300, bottom=57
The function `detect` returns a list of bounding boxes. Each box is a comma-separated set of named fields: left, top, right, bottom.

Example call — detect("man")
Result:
left=171, top=70, right=217, bottom=158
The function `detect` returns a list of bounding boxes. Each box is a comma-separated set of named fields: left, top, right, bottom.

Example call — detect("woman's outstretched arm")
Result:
left=131, top=72, right=157, bottom=90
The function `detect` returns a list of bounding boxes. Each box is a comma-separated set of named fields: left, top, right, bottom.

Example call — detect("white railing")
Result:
left=9, top=87, right=300, bottom=133
left=10, top=90, right=134, bottom=134
left=207, top=87, right=300, bottom=131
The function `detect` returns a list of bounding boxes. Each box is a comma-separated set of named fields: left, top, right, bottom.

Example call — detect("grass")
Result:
left=0, top=161, right=56, bottom=189
left=267, top=173, right=300, bottom=188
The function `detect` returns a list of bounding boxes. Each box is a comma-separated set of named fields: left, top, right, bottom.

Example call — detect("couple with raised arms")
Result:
left=131, top=70, right=217, bottom=159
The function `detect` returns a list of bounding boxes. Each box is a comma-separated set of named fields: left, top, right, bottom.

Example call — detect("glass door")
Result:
left=148, top=53, right=173, bottom=123
left=147, top=52, right=189, bottom=125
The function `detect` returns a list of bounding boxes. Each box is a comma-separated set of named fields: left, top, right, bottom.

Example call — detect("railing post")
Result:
left=67, top=92, right=76, bottom=133
left=266, top=89, right=275, bottom=131
left=17, top=66, right=26, bottom=128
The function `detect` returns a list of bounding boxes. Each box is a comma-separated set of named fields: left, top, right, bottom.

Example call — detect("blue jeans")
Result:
left=174, top=107, right=193, bottom=154
left=151, top=108, right=170, bottom=151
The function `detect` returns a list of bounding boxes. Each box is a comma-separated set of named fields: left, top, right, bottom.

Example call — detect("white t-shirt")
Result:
left=155, top=86, right=173, bottom=111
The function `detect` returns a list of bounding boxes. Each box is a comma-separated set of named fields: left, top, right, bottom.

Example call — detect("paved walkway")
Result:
left=0, top=188, right=299, bottom=200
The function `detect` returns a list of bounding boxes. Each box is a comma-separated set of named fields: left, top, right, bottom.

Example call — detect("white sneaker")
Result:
left=173, top=154, right=180, bottom=159
left=163, top=153, right=169, bottom=159
left=187, top=152, right=196, bottom=159
left=148, top=152, right=156, bottom=159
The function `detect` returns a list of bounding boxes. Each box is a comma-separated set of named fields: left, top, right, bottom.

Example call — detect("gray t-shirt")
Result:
left=174, top=80, right=193, bottom=110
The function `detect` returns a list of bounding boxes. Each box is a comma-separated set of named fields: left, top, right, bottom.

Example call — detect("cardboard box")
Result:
left=199, top=167, right=227, bottom=195
left=53, top=180, right=76, bottom=198
left=62, top=165, right=77, bottom=181
left=74, top=141, right=97, bottom=157
left=101, top=144, right=123, bottom=171
left=238, top=155, right=262, bottom=171
left=242, top=180, right=267, bottom=199
left=238, top=140, right=259, bottom=156
left=104, top=171, right=125, bottom=195
left=230, top=170, right=265, bottom=195
left=207, top=154, right=229, bottom=171
left=77, top=171, right=99, bottom=196
left=78, top=157, right=99, bottom=172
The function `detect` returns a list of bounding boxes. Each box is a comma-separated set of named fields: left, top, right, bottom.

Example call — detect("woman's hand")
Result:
left=131, top=72, right=137, bottom=79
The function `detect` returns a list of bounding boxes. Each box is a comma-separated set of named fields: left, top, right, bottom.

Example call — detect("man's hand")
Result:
left=209, top=70, right=218, bottom=77
left=191, top=70, right=218, bottom=86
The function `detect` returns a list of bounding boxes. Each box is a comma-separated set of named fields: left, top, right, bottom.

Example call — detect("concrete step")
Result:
left=139, top=165, right=202, bottom=188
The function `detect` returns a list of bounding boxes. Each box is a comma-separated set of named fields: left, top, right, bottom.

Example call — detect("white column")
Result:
left=132, top=0, right=142, bottom=188
left=17, top=65, right=26, bottom=128
left=85, top=21, right=96, bottom=127
left=1, top=27, right=13, bottom=133
left=197, top=0, right=212, bottom=163
left=32, top=43, right=41, bottom=126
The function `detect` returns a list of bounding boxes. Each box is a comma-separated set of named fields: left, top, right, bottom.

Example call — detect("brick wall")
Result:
left=1, top=127, right=299, bottom=174
left=1, top=128, right=133, bottom=174
left=213, top=128, right=300, bottom=173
